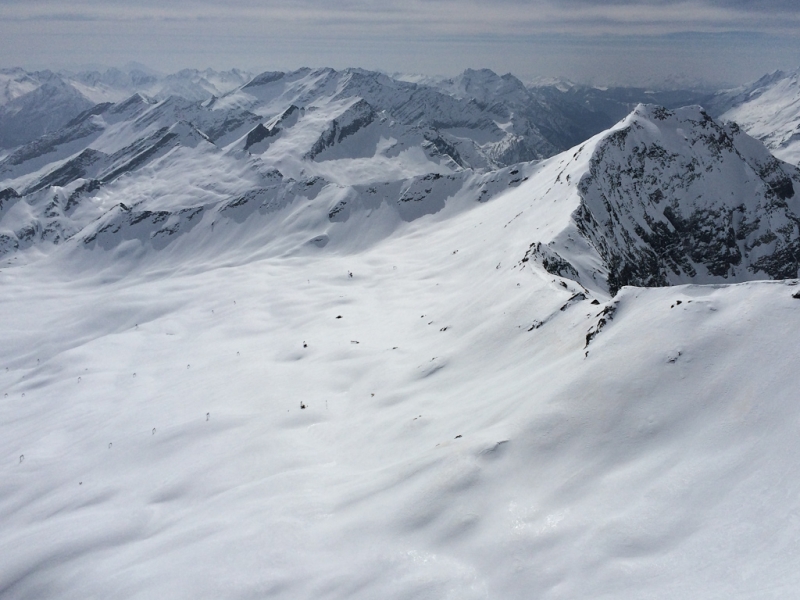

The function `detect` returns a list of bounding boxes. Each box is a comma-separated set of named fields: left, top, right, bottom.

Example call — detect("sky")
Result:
left=1, top=0, right=799, bottom=86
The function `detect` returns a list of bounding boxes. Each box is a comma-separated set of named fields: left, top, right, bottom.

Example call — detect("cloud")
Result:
left=2, top=0, right=798, bottom=34
left=0, top=0, right=797, bottom=85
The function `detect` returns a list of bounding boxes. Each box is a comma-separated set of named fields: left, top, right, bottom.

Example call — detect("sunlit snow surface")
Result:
left=3, top=149, right=800, bottom=599
left=721, top=69, right=800, bottom=167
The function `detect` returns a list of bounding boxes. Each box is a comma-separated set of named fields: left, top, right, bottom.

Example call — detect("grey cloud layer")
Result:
left=2, top=0, right=797, bottom=86
left=4, top=0, right=799, bottom=22
left=550, top=0, right=797, bottom=6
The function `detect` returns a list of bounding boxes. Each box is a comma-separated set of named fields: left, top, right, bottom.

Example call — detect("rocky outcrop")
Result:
left=566, top=105, right=800, bottom=294
left=306, top=100, right=377, bottom=159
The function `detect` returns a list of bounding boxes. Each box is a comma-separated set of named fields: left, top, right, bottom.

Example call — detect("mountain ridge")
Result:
left=2, top=93, right=799, bottom=300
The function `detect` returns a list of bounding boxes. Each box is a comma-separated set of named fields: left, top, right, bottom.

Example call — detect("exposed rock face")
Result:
left=306, top=99, right=377, bottom=159
left=561, top=105, right=800, bottom=294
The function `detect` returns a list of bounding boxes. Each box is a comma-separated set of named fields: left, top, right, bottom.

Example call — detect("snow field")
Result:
left=2, top=175, right=800, bottom=598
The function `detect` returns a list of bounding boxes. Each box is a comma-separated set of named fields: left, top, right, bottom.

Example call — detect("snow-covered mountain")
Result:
left=0, top=65, right=715, bottom=163
left=434, top=68, right=592, bottom=154
left=3, top=65, right=800, bottom=599
left=0, top=68, right=43, bottom=106
left=0, top=72, right=96, bottom=150
left=2, top=82, right=797, bottom=296
left=216, top=67, right=568, bottom=165
left=0, top=67, right=254, bottom=151
left=713, top=68, right=800, bottom=166
left=66, top=67, right=255, bottom=104
left=526, top=104, right=800, bottom=294
left=530, top=82, right=713, bottom=145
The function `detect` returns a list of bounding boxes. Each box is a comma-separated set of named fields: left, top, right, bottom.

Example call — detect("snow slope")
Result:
left=0, top=67, right=255, bottom=151
left=718, top=69, right=800, bottom=167
left=3, top=158, right=800, bottom=599
left=66, top=67, right=254, bottom=104
left=0, top=77, right=95, bottom=150
left=2, top=96, right=800, bottom=598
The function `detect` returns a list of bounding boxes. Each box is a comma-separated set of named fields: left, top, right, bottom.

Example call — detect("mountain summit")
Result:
left=520, top=104, right=800, bottom=294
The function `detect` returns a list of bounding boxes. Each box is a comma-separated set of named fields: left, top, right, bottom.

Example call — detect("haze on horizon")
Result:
left=1, top=0, right=799, bottom=88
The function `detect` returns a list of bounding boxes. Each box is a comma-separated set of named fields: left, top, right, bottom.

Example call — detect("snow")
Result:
left=3, top=172, right=800, bottom=597
left=719, top=69, right=800, bottom=166
left=555, top=104, right=800, bottom=291
left=66, top=67, right=255, bottom=104
left=0, top=69, right=41, bottom=107
left=0, top=68, right=255, bottom=152
left=2, top=66, right=800, bottom=598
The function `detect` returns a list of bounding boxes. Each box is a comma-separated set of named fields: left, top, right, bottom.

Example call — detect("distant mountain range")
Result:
left=1, top=65, right=799, bottom=295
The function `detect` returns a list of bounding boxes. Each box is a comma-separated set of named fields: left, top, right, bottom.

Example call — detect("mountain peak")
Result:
left=528, top=104, right=800, bottom=294
left=243, top=71, right=286, bottom=89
